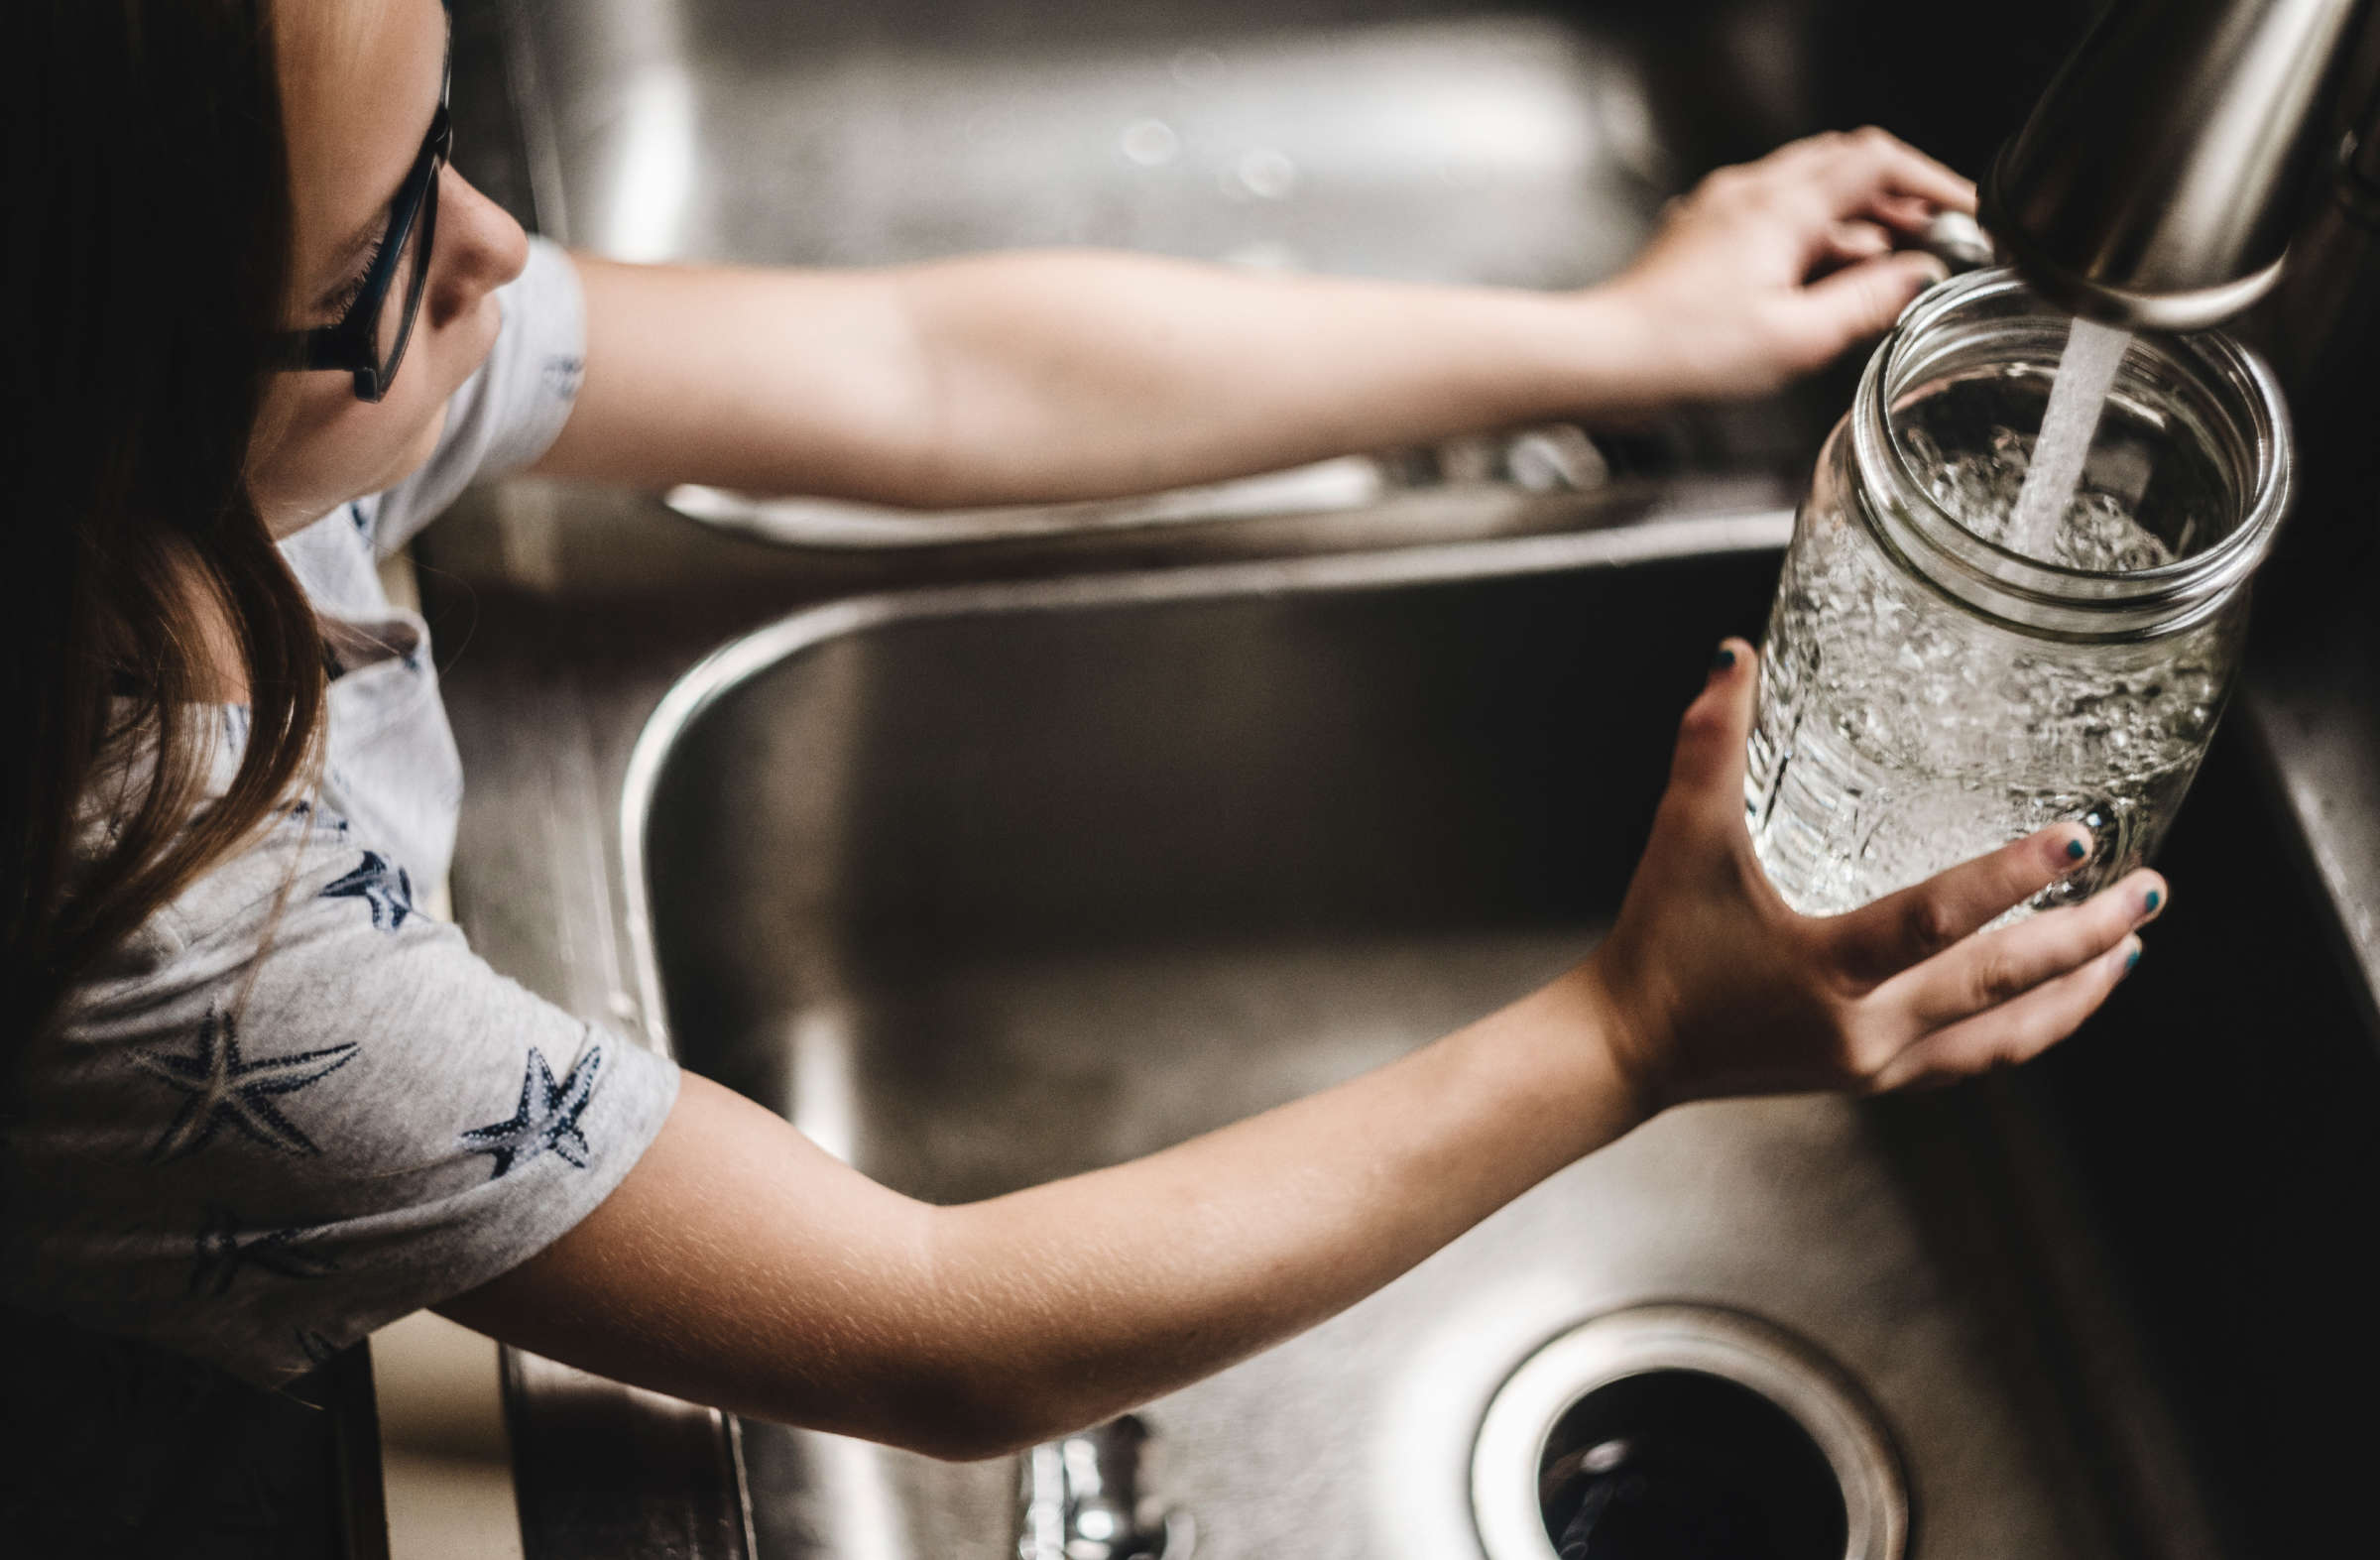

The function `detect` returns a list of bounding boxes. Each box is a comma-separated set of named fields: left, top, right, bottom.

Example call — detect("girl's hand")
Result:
left=1595, top=128, right=1976, bottom=404
left=1586, top=641, right=2161, bottom=1110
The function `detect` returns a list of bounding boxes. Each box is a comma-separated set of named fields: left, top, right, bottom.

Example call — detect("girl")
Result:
left=4, top=0, right=2158, bottom=1510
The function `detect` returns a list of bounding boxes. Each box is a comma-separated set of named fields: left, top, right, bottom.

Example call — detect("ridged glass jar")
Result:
left=1745, top=269, right=2293, bottom=916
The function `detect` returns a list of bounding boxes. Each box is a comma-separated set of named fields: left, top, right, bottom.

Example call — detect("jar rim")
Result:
left=1850, top=267, right=2293, bottom=640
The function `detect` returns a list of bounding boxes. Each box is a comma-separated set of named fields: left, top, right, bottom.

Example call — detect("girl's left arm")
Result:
left=530, top=128, right=1967, bottom=508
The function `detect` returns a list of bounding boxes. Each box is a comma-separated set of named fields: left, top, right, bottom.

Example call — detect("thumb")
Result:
left=1793, top=250, right=1948, bottom=355
left=1665, top=639, right=1759, bottom=816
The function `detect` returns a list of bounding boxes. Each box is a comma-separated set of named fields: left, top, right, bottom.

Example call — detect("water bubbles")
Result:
left=1909, top=428, right=2179, bottom=572
left=1119, top=119, right=1180, bottom=168
left=1747, top=452, right=2226, bottom=916
left=1234, top=147, right=1298, bottom=200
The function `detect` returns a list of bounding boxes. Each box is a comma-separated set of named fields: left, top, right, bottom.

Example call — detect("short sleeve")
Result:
left=369, top=236, right=587, bottom=556
left=0, top=812, right=678, bottom=1386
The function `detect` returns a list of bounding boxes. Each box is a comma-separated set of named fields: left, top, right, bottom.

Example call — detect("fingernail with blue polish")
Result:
left=2144, top=888, right=2162, bottom=914
left=2123, top=944, right=2142, bottom=975
left=1712, top=646, right=1737, bottom=672
left=2065, top=837, right=2087, bottom=862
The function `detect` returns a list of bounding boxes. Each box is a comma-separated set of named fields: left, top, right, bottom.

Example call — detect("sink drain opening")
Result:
left=1472, top=1305, right=1907, bottom=1560
left=1536, top=1370, right=1844, bottom=1559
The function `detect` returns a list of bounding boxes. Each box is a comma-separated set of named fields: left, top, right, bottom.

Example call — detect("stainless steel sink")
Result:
left=436, top=6, right=2380, bottom=1554
left=491, top=0, right=1865, bottom=548
left=608, top=509, right=2380, bottom=1558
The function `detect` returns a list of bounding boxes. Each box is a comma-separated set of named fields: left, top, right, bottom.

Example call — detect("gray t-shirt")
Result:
left=1, top=237, right=680, bottom=1388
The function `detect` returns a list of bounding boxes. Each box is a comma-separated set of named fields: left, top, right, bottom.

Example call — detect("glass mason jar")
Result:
left=1745, top=268, right=2293, bottom=917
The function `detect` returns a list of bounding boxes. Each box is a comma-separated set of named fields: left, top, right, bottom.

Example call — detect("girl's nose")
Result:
left=425, top=166, right=530, bottom=330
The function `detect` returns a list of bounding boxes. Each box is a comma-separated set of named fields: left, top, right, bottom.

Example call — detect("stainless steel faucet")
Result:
left=1982, top=0, right=2375, bottom=331
left=1984, top=0, right=2380, bottom=571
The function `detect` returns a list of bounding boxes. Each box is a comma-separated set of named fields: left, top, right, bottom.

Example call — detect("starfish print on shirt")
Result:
left=459, top=1041, right=604, bottom=1180
left=190, top=1205, right=337, bottom=1298
left=319, top=850, right=416, bottom=932
left=287, top=798, right=351, bottom=838
left=131, top=1010, right=359, bottom=1161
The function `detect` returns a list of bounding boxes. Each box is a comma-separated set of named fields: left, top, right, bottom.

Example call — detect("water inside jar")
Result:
left=1746, top=364, right=2242, bottom=916
left=1889, top=362, right=2232, bottom=571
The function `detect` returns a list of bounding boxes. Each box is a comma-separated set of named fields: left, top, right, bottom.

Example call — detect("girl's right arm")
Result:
left=438, top=642, right=2159, bottom=1460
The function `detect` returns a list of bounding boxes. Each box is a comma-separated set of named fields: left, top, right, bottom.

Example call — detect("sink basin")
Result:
left=619, top=510, right=2380, bottom=1558
left=498, top=0, right=1867, bottom=548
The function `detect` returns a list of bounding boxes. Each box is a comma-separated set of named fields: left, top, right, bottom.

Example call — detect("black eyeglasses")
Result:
left=273, top=27, right=453, bottom=404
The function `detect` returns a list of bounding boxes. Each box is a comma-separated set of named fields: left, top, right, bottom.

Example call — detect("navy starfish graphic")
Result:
left=190, top=1206, right=336, bottom=1298
left=131, top=1010, right=358, bottom=1161
left=459, top=1042, right=604, bottom=1180
left=319, top=849, right=416, bottom=931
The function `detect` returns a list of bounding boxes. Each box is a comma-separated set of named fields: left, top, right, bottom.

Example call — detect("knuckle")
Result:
left=1966, top=951, right=2030, bottom=1012
left=1900, top=897, right=1962, bottom=961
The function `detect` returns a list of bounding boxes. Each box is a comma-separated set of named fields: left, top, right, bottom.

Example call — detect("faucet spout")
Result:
left=1984, top=0, right=2374, bottom=331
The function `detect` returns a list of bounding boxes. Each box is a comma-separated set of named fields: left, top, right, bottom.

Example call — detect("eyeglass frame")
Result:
left=270, top=16, right=453, bottom=405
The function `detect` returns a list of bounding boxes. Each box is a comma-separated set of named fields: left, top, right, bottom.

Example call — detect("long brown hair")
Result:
left=3, top=0, right=326, bottom=1042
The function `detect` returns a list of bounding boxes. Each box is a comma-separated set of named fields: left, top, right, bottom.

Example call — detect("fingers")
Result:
left=1785, top=126, right=1976, bottom=217
left=1884, top=870, right=2167, bottom=1029
left=1821, top=219, right=1894, bottom=266
left=1829, top=822, right=2097, bottom=986
left=1788, top=251, right=1949, bottom=353
left=1867, top=933, right=2141, bottom=1091
left=1868, top=192, right=1947, bottom=234
left=1664, top=640, right=1759, bottom=822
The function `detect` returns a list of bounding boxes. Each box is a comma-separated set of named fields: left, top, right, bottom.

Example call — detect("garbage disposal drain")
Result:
left=1471, top=1305, right=1906, bottom=1560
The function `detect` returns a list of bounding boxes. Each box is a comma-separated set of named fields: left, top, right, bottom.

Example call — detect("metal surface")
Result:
left=591, top=511, right=2355, bottom=1559
left=634, top=516, right=2124, bottom=1560
left=501, top=1348, right=756, bottom=1560
left=2245, top=84, right=2380, bottom=566
left=424, top=5, right=2380, bottom=1552
left=511, top=0, right=1667, bottom=283
left=1469, top=1305, right=1904, bottom=1560
left=1984, top=0, right=2373, bottom=330
left=494, top=0, right=1853, bottom=550
left=1912, top=209, right=1993, bottom=275
left=660, top=428, right=1613, bottom=551
left=423, top=466, right=2380, bottom=1558
left=1017, top=1416, right=1191, bottom=1560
